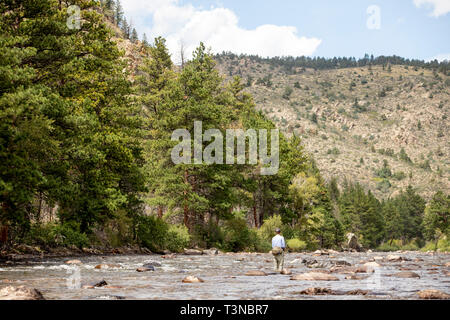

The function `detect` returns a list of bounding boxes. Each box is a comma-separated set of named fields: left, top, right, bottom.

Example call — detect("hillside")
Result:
left=215, top=54, right=450, bottom=200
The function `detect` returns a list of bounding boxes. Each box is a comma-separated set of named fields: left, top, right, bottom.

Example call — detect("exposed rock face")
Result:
left=393, top=271, right=420, bottom=278
left=346, top=233, right=361, bottom=251
left=0, top=286, right=45, bottom=300
left=182, top=276, right=204, bottom=283
left=290, top=272, right=339, bottom=281
left=244, top=270, right=267, bottom=276
left=445, top=262, right=450, bottom=267
left=417, top=290, right=450, bottom=300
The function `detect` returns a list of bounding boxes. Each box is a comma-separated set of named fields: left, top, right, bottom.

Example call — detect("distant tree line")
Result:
left=215, top=52, right=450, bottom=75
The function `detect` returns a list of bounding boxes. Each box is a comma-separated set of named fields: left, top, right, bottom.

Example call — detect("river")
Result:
left=0, top=251, right=449, bottom=300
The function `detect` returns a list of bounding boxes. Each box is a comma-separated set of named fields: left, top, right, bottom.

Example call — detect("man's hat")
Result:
left=275, top=228, right=281, bottom=233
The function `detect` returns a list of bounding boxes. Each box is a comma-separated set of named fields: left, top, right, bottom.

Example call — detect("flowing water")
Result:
left=0, top=252, right=449, bottom=300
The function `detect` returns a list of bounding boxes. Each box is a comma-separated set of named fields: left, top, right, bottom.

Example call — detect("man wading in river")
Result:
left=271, top=228, right=286, bottom=273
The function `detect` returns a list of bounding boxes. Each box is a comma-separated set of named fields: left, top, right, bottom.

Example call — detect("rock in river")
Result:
left=137, top=266, right=154, bottom=272
left=0, top=286, right=45, bottom=300
left=298, top=287, right=334, bottom=295
left=94, top=280, right=108, bottom=287
left=363, top=262, right=381, bottom=268
left=386, top=255, right=403, bottom=262
left=291, top=272, right=339, bottom=281
left=95, top=264, right=121, bottom=269
left=245, top=270, right=267, bottom=276
left=281, top=269, right=292, bottom=275
left=65, top=259, right=82, bottom=265
left=182, top=276, right=204, bottom=283
left=393, top=271, right=420, bottom=279
left=143, top=261, right=162, bottom=268
left=417, top=290, right=450, bottom=300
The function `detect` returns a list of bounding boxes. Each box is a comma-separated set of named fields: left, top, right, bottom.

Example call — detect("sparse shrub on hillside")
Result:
left=327, top=147, right=340, bottom=155
left=392, top=171, right=406, bottom=181
left=283, top=86, right=293, bottom=100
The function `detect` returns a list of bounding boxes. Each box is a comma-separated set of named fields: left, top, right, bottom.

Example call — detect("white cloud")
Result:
left=413, top=0, right=450, bottom=17
left=427, top=53, right=450, bottom=62
left=121, top=0, right=322, bottom=63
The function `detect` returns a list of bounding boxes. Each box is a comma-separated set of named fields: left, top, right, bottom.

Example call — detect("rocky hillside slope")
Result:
left=216, top=55, right=449, bottom=200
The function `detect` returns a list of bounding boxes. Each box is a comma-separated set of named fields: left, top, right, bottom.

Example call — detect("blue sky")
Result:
left=121, top=0, right=450, bottom=62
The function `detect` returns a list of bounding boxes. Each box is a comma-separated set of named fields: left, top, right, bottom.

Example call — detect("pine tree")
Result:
left=130, top=28, right=139, bottom=43
left=422, top=191, right=449, bottom=244
left=114, top=0, right=124, bottom=26
left=1, top=0, right=146, bottom=233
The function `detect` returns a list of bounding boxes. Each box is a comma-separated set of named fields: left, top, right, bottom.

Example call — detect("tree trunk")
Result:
left=0, top=225, right=8, bottom=244
left=253, top=206, right=258, bottom=228
left=183, top=169, right=189, bottom=229
left=157, top=206, right=163, bottom=219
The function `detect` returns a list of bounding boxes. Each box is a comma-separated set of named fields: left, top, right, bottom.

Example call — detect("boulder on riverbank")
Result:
left=346, top=233, right=361, bottom=251
left=183, top=249, right=203, bottom=255
left=203, top=248, right=221, bottom=255
left=0, top=286, right=45, bottom=300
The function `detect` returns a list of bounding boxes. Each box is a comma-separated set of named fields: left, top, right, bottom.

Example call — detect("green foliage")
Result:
left=136, top=216, right=169, bottom=253
left=258, top=215, right=283, bottom=241
left=287, top=238, right=307, bottom=252
left=166, top=224, right=191, bottom=253
left=338, top=182, right=384, bottom=247
left=222, top=218, right=253, bottom=252
left=382, top=186, right=426, bottom=243
left=1, top=0, right=146, bottom=235
left=24, top=223, right=89, bottom=249
left=282, top=86, right=293, bottom=100
left=421, top=237, right=450, bottom=252
left=422, top=191, right=449, bottom=241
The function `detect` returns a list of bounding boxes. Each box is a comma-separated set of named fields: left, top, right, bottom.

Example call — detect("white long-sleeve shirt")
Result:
left=272, top=234, right=286, bottom=249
